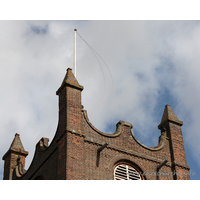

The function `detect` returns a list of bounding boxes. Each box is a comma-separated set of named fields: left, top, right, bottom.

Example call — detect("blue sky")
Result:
left=0, top=20, right=200, bottom=181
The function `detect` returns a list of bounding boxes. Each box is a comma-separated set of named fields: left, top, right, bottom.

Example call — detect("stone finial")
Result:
left=158, top=105, right=183, bottom=129
left=2, top=133, right=28, bottom=160
left=9, top=133, right=25, bottom=151
left=56, top=68, right=83, bottom=95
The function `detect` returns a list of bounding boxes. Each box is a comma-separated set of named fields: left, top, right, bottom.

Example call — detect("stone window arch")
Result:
left=114, top=160, right=145, bottom=180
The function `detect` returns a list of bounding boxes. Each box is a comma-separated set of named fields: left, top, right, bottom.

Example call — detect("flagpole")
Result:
left=74, top=29, right=77, bottom=78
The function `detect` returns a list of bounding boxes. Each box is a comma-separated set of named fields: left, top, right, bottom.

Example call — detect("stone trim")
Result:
left=84, top=137, right=167, bottom=165
left=2, top=149, right=28, bottom=160
left=108, top=155, right=146, bottom=174
left=130, top=129, right=166, bottom=151
left=84, top=137, right=190, bottom=172
left=172, top=161, right=190, bottom=170
left=82, top=109, right=128, bottom=137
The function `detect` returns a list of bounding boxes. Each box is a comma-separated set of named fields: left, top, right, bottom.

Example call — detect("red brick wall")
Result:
left=63, top=107, right=190, bottom=180
left=57, top=133, right=66, bottom=180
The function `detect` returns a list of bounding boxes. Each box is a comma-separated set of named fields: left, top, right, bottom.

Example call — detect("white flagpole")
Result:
left=74, top=29, right=77, bottom=78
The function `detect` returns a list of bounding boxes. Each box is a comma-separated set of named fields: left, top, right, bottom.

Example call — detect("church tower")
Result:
left=2, top=69, right=190, bottom=180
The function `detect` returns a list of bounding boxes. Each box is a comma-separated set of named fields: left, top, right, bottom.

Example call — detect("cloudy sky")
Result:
left=0, top=20, right=200, bottom=180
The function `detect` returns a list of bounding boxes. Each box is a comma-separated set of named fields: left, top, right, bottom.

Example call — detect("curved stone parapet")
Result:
left=130, top=129, right=166, bottom=151
left=82, top=109, right=132, bottom=137
left=82, top=109, right=166, bottom=151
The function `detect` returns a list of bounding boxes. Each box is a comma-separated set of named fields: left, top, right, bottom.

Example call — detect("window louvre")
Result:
left=114, top=164, right=141, bottom=180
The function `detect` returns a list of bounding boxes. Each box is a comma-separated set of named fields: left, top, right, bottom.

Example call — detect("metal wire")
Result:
left=76, top=31, right=114, bottom=115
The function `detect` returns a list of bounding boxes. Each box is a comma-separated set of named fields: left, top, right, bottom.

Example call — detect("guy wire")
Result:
left=77, top=32, right=106, bottom=114
left=76, top=32, right=114, bottom=115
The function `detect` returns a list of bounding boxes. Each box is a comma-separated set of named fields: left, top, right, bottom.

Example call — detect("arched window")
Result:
left=114, top=164, right=141, bottom=180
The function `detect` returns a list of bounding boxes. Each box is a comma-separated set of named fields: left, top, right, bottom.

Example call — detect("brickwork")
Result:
left=2, top=133, right=28, bottom=179
left=158, top=105, right=190, bottom=180
left=57, top=133, right=66, bottom=180
left=2, top=68, right=190, bottom=180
